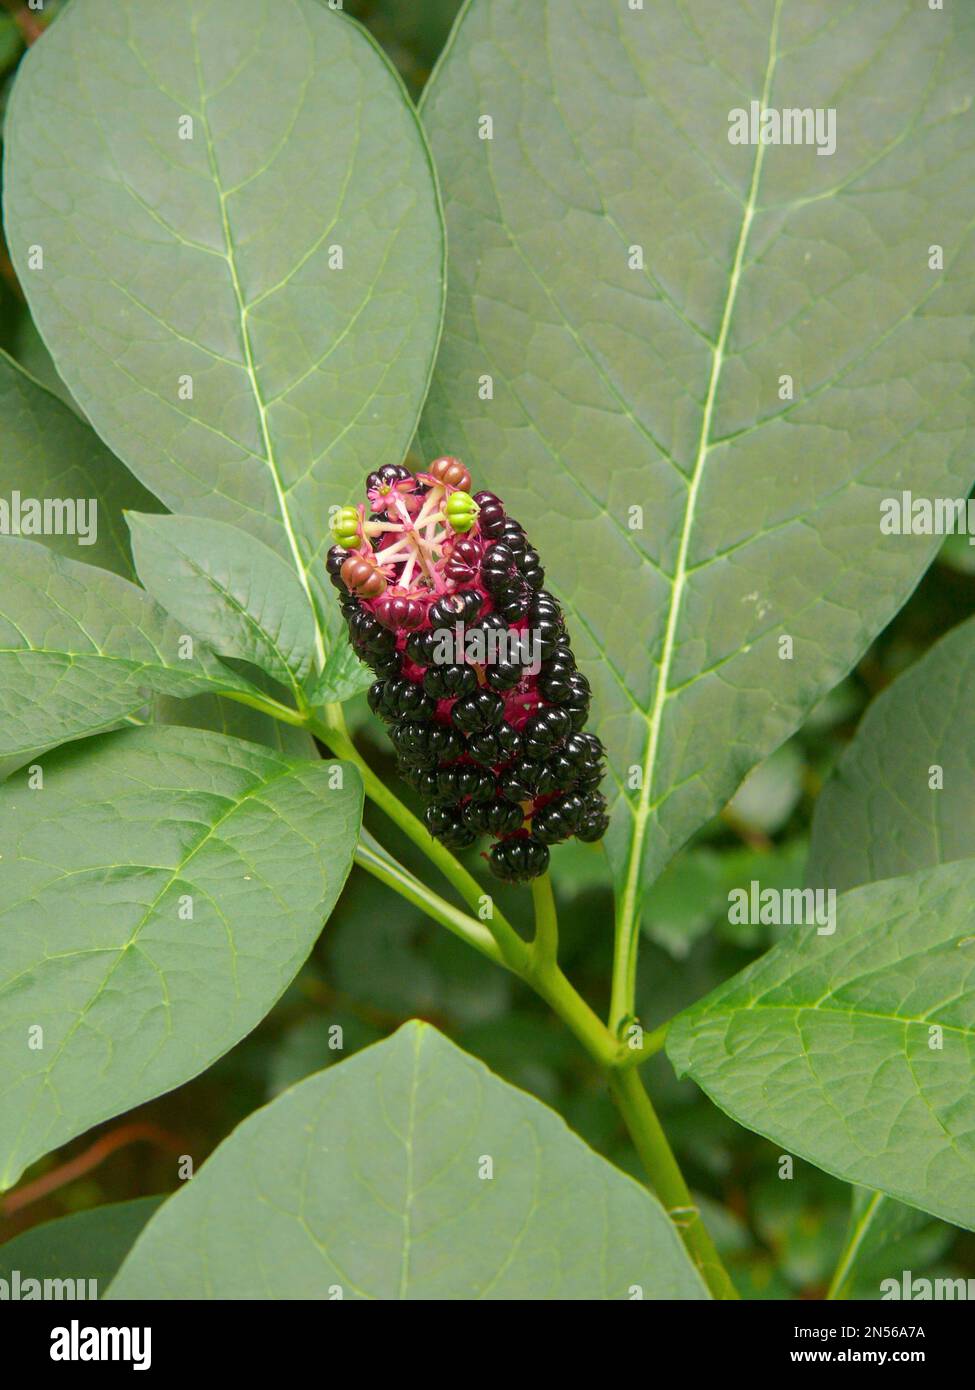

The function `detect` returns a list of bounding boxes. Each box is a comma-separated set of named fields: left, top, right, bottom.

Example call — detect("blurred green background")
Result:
left=1, top=0, right=972, bottom=1300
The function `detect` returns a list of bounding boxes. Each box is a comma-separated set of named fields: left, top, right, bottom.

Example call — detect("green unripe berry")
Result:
left=445, top=491, right=479, bottom=534
left=330, top=505, right=361, bottom=549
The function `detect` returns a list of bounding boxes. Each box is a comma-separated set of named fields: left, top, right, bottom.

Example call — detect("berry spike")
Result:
left=330, top=459, right=607, bottom=881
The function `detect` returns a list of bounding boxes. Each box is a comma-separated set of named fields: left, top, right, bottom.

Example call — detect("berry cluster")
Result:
left=327, top=458, right=608, bottom=882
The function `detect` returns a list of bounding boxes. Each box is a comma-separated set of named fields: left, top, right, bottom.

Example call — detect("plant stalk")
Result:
left=609, top=888, right=642, bottom=1033
left=609, top=1066, right=738, bottom=1301
left=312, top=704, right=624, bottom=1068
left=354, top=837, right=502, bottom=966
left=529, top=871, right=558, bottom=968
left=222, top=686, right=309, bottom=728
left=310, top=703, right=531, bottom=973
left=525, top=962, right=621, bottom=1069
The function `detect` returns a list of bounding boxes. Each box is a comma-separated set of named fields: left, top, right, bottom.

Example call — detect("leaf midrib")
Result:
left=188, top=6, right=326, bottom=671
left=614, top=0, right=784, bottom=971
left=0, top=643, right=246, bottom=690
left=686, top=999, right=975, bottom=1043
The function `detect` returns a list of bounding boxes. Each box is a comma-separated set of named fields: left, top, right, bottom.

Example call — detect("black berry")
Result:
left=489, top=834, right=550, bottom=882
left=332, top=462, right=608, bottom=879
left=451, top=690, right=505, bottom=734
left=422, top=663, right=478, bottom=700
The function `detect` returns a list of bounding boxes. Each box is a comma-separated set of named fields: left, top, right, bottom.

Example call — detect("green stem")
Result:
left=609, top=890, right=641, bottom=1033
left=616, top=1018, right=670, bottom=1067
left=529, top=871, right=558, bottom=969
left=354, top=836, right=502, bottom=967
left=222, top=687, right=308, bottom=728
left=312, top=704, right=624, bottom=1068
left=530, top=966, right=620, bottom=1068
left=609, top=1065, right=738, bottom=1301
left=311, top=704, right=531, bottom=973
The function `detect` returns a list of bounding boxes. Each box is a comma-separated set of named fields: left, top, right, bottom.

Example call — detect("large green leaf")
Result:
left=0, top=350, right=160, bottom=578
left=0, top=1198, right=163, bottom=1297
left=809, top=616, right=975, bottom=892
left=807, top=619, right=975, bottom=1272
left=420, top=0, right=975, bottom=910
left=3, top=0, right=445, bottom=645
left=0, top=536, right=257, bottom=759
left=667, top=861, right=975, bottom=1229
left=108, top=1021, right=707, bottom=1300
left=127, top=512, right=318, bottom=695
left=0, top=724, right=362, bottom=1189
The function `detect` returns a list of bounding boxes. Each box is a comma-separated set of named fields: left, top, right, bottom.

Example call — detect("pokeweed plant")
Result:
left=0, top=0, right=973, bottom=1301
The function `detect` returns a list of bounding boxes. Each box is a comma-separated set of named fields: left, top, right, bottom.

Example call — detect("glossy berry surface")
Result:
left=330, top=460, right=608, bottom=880
left=488, top=834, right=550, bottom=882
left=451, top=690, right=505, bottom=734
left=422, top=663, right=478, bottom=699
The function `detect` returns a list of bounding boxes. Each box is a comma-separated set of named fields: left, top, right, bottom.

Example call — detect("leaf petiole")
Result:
left=220, top=686, right=309, bottom=728
left=355, top=835, right=503, bottom=966
left=308, top=703, right=531, bottom=973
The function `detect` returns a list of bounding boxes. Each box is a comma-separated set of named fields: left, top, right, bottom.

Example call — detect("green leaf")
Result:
left=0, top=724, right=363, bottom=1188
left=829, top=1189, right=951, bottom=1301
left=806, top=620, right=975, bottom=1291
left=0, top=1198, right=163, bottom=1297
left=108, top=1021, right=708, bottom=1300
left=0, top=536, right=259, bottom=760
left=667, top=861, right=975, bottom=1229
left=936, top=532, right=975, bottom=577
left=127, top=512, right=318, bottom=693
left=306, top=630, right=375, bottom=706
left=809, top=615, right=975, bottom=892
left=0, top=350, right=161, bottom=579
left=807, top=620, right=975, bottom=1273
left=4, top=0, right=445, bottom=645
left=420, top=0, right=975, bottom=910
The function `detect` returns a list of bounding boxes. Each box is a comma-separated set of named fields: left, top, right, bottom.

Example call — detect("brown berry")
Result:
left=427, top=455, right=472, bottom=491
left=340, top=553, right=386, bottom=597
